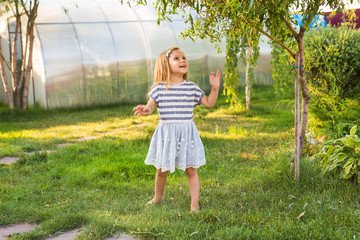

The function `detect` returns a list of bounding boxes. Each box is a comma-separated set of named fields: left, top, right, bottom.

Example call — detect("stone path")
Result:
left=0, top=157, right=19, bottom=165
left=44, top=228, right=83, bottom=240
left=0, top=223, right=37, bottom=240
left=0, top=224, right=136, bottom=240
left=76, top=136, right=97, bottom=141
left=107, top=232, right=137, bottom=240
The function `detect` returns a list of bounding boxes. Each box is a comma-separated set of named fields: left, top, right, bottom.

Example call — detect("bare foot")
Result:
left=190, top=205, right=200, bottom=212
left=145, top=197, right=163, bottom=206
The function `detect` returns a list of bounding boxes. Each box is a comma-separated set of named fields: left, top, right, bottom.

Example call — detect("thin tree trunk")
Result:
left=0, top=0, right=38, bottom=111
left=22, top=15, right=36, bottom=110
left=298, top=35, right=310, bottom=155
left=20, top=0, right=38, bottom=110
left=22, top=28, right=34, bottom=110
left=18, top=22, right=29, bottom=100
left=12, top=7, right=21, bottom=108
left=0, top=53, right=14, bottom=111
left=245, top=45, right=251, bottom=110
left=293, top=53, right=300, bottom=181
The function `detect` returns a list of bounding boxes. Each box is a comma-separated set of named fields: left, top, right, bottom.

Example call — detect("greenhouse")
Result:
left=0, top=0, right=273, bottom=109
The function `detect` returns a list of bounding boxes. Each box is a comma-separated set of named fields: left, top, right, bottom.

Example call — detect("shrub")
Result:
left=310, top=96, right=360, bottom=138
left=305, top=24, right=360, bottom=99
left=304, top=25, right=360, bottom=138
left=271, top=25, right=360, bottom=138
left=313, top=126, right=360, bottom=182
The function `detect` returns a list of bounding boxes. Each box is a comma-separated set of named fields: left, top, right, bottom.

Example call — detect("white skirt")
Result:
left=145, top=121, right=206, bottom=173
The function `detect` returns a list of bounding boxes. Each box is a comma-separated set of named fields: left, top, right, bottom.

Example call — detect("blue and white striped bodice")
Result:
left=148, top=81, right=205, bottom=123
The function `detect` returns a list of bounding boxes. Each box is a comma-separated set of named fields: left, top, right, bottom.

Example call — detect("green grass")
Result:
left=1, top=85, right=360, bottom=239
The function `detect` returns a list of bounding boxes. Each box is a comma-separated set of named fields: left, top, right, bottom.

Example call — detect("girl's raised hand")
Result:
left=133, top=105, right=150, bottom=117
left=209, top=70, right=221, bottom=89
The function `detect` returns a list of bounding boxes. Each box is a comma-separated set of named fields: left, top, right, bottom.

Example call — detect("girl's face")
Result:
left=168, top=50, right=188, bottom=76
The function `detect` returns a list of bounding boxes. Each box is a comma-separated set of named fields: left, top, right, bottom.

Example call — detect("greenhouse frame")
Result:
left=0, top=0, right=273, bottom=109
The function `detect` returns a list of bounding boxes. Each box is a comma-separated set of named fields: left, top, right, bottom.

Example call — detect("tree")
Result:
left=0, top=0, right=39, bottom=111
left=127, top=0, right=351, bottom=180
left=238, top=26, right=260, bottom=111
left=245, top=44, right=252, bottom=110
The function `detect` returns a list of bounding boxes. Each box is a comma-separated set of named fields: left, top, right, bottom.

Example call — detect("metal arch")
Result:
left=34, top=24, right=44, bottom=107
left=129, top=7, right=154, bottom=89
left=96, top=2, right=120, bottom=102
left=60, top=2, right=87, bottom=106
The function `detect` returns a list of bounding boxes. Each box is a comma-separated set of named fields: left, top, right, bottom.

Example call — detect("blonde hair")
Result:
left=149, top=46, right=188, bottom=92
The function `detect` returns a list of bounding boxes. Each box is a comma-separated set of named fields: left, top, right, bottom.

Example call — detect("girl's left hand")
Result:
left=210, top=70, right=221, bottom=89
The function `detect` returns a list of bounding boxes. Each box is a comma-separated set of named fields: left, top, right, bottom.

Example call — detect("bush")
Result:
left=305, top=25, right=360, bottom=138
left=310, top=96, right=360, bottom=138
left=305, top=24, right=360, bottom=99
left=271, top=25, right=360, bottom=138
left=313, top=126, right=360, bottom=182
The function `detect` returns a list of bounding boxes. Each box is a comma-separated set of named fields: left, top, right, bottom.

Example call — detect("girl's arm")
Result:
left=133, top=98, right=156, bottom=117
left=201, top=70, right=221, bottom=108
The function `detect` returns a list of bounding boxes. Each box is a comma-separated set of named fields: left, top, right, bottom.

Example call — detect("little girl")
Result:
left=133, top=46, right=220, bottom=211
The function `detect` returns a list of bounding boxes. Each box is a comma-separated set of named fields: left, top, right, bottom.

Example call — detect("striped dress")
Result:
left=145, top=80, right=206, bottom=172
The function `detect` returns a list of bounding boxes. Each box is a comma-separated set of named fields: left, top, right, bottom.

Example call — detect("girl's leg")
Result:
left=146, top=168, right=169, bottom=205
left=185, top=167, right=200, bottom=211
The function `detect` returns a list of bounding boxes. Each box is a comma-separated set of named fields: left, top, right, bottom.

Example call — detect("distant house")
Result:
left=324, top=8, right=360, bottom=28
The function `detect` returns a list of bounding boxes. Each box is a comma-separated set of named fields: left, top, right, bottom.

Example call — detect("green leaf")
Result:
left=313, top=153, right=328, bottom=158
left=342, top=138, right=355, bottom=148
left=343, top=171, right=354, bottom=179
left=325, top=146, right=334, bottom=154
left=247, top=0, right=254, bottom=11
left=354, top=139, right=360, bottom=148
left=334, top=153, right=348, bottom=163
left=328, top=163, right=339, bottom=172
left=157, top=9, right=161, bottom=25
left=350, top=125, right=357, bottom=138
left=344, top=163, right=353, bottom=175
left=343, top=158, right=356, bottom=167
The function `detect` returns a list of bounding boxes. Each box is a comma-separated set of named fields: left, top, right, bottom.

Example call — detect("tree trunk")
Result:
left=12, top=9, right=21, bottom=108
left=293, top=53, right=300, bottom=181
left=0, top=1, right=38, bottom=111
left=20, top=0, right=38, bottom=110
left=22, top=28, right=35, bottom=110
left=0, top=53, right=14, bottom=111
left=298, top=35, right=310, bottom=155
left=245, top=45, right=251, bottom=110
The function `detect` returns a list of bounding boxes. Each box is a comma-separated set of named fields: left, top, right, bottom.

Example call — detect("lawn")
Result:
left=0, top=86, right=359, bottom=239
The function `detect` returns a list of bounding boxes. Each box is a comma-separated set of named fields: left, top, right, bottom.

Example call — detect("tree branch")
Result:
left=20, top=0, right=31, bottom=18
left=283, top=17, right=298, bottom=39
left=257, top=28, right=296, bottom=59
left=0, top=52, right=12, bottom=71
left=299, top=14, right=314, bottom=36
left=236, top=16, right=296, bottom=59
